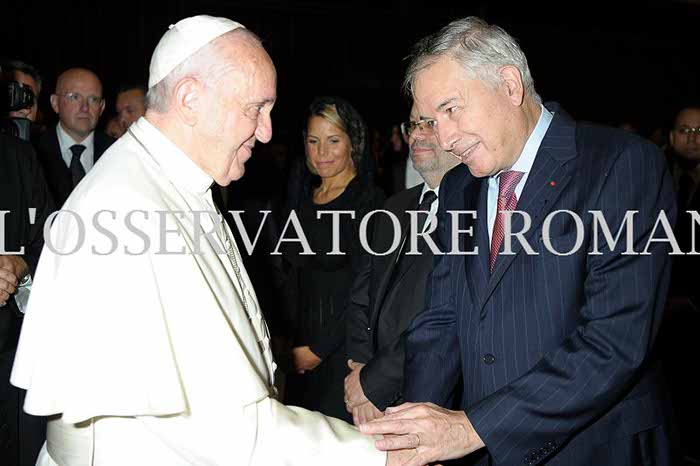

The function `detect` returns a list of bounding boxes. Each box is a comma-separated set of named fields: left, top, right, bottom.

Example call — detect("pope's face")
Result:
left=412, top=55, right=523, bottom=178
left=199, top=43, right=276, bottom=186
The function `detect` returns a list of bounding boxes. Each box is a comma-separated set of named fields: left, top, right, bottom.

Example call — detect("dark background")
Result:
left=2, top=0, right=699, bottom=149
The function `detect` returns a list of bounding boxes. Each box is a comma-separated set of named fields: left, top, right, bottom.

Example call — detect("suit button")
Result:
left=483, top=354, right=496, bottom=364
left=367, top=327, right=371, bottom=332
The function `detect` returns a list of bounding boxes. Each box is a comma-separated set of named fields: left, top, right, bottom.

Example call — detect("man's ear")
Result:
left=499, top=65, right=525, bottom=106
left=172, top=77, right=201, bottom=127
left=98, top=99, right=106, bottom=118
left=50, top=94, right=60, bottom=114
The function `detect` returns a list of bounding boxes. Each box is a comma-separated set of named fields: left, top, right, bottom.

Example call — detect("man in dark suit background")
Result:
left=344, top=104, right=458, bottom=426
left=661, top=105, right=700, bottom=462
left=0, top=133, right=54, bottom=466
left=36, top=68, right=113, bottom=206
left=361, top=17, right=676, bottom=466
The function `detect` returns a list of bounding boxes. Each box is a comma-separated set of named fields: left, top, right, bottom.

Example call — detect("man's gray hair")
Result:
left=404, top=17, right=540, bottom=103
left=146, top=28, right=262, bottom=113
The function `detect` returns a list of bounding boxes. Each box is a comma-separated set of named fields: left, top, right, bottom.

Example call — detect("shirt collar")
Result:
left=420, top=182, right=440, bottom=203
left=130, top=117, right=213, bottom=195
left=495, top=104, right=553, bottom=179
left=56, top=122, right=94, bottom=152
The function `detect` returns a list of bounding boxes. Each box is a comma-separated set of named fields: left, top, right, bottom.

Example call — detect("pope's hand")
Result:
left=362, top=402, right=484, bottom=466
left=0, top=256, right=28, bottom=307
left=344, top=359, right=369, bottom=411
left=291, top=346, right=322, bottom=374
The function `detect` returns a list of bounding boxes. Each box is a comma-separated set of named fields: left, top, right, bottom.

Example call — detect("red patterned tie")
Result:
left=490, top=170, right=524, bottom=271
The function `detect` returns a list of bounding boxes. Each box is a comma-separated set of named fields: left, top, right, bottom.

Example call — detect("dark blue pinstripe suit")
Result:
left=404, top=104, right=677, bottom=465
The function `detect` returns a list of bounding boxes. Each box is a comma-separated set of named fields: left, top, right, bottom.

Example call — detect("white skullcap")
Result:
left=148, top=15, right=245, bottom=89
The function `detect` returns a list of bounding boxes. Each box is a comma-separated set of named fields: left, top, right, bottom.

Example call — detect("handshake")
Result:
left=345, top=360, right=485, bottom=466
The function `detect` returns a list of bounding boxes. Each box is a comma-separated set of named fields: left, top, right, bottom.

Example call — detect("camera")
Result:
left=4, top=80, right=35, bottom=112
left=0, top=73, right=36, bottom=141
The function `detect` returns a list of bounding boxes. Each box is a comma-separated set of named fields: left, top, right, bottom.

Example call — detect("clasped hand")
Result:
left=0, top=255, right=28, bottom=307
left=344, top=360, right=384, bottom=426
left=362, top=402, right=485, bottom=466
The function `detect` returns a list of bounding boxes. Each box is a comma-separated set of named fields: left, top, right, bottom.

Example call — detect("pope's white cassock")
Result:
left=11, top=117, right=386, bottom=465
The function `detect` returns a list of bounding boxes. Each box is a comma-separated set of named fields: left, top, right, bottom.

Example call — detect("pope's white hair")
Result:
left=146, top=28, right=261, bottom=113
left=404, top=17, right=541, bottom=103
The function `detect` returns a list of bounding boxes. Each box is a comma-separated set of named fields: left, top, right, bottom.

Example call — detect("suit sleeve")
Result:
left=467, top=140, right=675, bottom=465
left=346, top=251, right=373, bottom=363
left=360, top=332, right=405, bottom=411
left=23, top=142, right=55, bottom=274
left=403, top=175, right=462, bottom=406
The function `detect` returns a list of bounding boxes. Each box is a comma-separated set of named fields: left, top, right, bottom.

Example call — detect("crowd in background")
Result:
left=1, top=52, right=699, bottom=465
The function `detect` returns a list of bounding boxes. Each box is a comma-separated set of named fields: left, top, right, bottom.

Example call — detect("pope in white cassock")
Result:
left=10, top=15, right=411, bottom=466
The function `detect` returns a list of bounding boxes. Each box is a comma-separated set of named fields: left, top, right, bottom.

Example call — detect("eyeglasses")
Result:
left=55, top=92, right=104, bottom=107
left=675, top=126, right=700, bottom=137
left=400, top=119, right=437, bottom=137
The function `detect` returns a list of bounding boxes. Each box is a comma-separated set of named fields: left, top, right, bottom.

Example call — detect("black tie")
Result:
left=415, top=190, right=438, bottom=234
left=70, top=144, right=86, bottom=187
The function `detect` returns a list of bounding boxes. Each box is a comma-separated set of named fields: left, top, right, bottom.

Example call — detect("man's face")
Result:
left=197, top=41, right=276, bottom=186
left=9, top=71, right=39, bottom=122
left=413, top=55, right=523, bottom=178
left=116, top=88, right=146, bottom=131
left=408, top=104, right=459, bottom=177
left=670, top=108, right=700, bottom=162
left=50, top=69, right=105, bottom=141
left=105, top=116, right=125, bottom=139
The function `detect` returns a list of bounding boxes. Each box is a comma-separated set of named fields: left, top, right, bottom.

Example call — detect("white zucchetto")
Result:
left=148, top=15, right=245, bottom=88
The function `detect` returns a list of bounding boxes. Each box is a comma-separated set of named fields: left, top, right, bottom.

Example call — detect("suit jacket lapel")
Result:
left=479, top=105, right=578, bottom=317
left=463, top=178, right=489, bottom=309
left=371, top=189, right=421, bottom=328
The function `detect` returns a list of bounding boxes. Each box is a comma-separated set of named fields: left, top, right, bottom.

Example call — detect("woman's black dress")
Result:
left=281, top=177, right=384, bottom=421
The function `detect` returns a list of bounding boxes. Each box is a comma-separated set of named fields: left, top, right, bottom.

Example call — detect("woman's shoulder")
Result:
left=350, top=179, right=386, bottom=209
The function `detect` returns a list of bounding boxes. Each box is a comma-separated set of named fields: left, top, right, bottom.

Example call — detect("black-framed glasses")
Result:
left=400, top=119, right=437, bottom=137
left=55, top=92, right=104, bottom=107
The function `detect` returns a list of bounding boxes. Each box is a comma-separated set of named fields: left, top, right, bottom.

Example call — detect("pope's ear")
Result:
left=172, top=77, right=201, bottom=127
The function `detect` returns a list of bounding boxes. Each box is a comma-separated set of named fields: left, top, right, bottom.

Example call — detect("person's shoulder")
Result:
left=63, top=138, right=163, bottom=214
left=576, top=122, right=661, bottom=158
left=353, top=180, right=386, bottom=208
left=383, top=184, right=423, bottom=211
left=93, top=129, right=115, bottom=151
left=574, top=122, right=667, bottom=181
left=0, top=131, right=34, bottom=156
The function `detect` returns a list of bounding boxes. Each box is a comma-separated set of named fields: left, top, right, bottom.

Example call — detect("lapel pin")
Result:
left=550, top=181, right=556, bottom=187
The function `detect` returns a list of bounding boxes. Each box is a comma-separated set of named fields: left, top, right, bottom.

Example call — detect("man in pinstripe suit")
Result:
left=361, top=17, right=676, bottom=466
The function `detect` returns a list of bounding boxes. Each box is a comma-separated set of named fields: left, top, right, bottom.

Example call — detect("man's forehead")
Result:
left=677, top=108, right=700, bottom=125
left=414, top=59, right=465, bottom=109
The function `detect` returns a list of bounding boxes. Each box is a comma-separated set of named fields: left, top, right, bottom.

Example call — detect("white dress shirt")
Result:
left=56, top=122, right=95, bottom=173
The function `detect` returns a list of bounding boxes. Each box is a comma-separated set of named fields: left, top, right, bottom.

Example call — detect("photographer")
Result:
left=0, top=130, right=54, bottom=466
left=3, top=60, right=41, bottom=122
